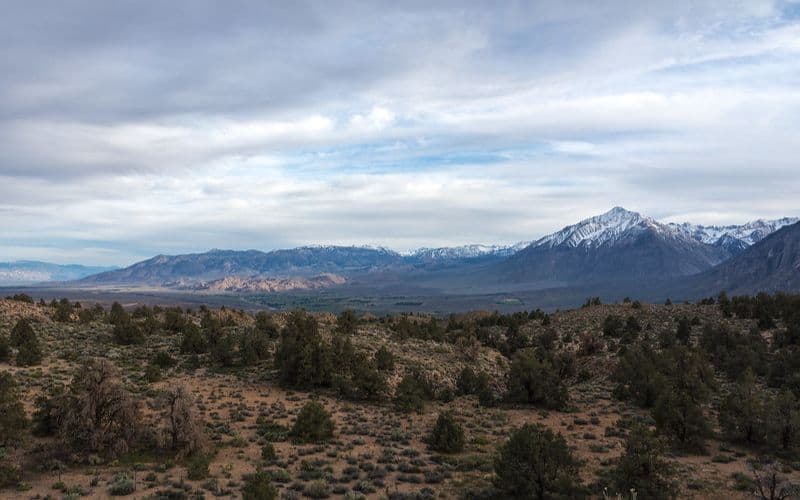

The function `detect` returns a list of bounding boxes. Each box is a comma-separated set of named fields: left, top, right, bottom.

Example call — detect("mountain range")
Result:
left=69, top=207, right=799, bottom=300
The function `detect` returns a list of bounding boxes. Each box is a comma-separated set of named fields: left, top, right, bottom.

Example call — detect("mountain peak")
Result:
left=534, top=206, right=659, bottom=249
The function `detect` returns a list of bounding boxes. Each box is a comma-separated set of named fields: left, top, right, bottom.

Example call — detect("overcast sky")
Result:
left=2, top=1, right=799, bottom=265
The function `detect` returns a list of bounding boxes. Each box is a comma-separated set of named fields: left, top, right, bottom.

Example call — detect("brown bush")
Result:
left=160, top=386, right=204, bottom=455
left=59, top=359, right=139, bottom=458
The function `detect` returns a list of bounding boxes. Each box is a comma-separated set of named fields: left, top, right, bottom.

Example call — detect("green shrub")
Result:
left=0, top=335, right=9, bottom=362
left=186, top=454, right=211, bottom=480
left=151, top=351, right=176, bottom=369
left=610, top=424, right=677, bottom=499
left=241, top=470, right=278, bottom=500
left=394, top=369, right=434, bottom=413
left=505, top=349, right=568, bottom=410
left=108, top=473, right=135, bottom=496
left=112, top=322, right=144, bottom=345
left=0, top=372, right=28, bottom=447
left=428, top=412, right=465, bottom=453
left=374, top=345, right=395, bottom=371
left=290, top=401, right=334, bottom=443
left=261, top=443, right=276, bottom=462
left=239, top=328, right=271, bottom=366
left=180, top=323, right=207, bottom=354
left=16, top=334, right=42, bottom=366
left=275, top=311, right=332, bottom=388
left=494, top=424, right=580, bottom=499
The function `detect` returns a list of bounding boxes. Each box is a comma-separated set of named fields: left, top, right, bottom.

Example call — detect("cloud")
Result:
left=0, top=1, right=799, bottom=265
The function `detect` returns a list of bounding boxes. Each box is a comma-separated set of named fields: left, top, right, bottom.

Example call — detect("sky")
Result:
left=1, top=0, right=800, bottom=266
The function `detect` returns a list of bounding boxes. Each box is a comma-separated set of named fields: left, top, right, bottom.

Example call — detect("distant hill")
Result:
left=680, top=221, right=800, bottom=296
left=81, top=247, right=405, bottom=285
left=0, top=261, right=117, bottom=285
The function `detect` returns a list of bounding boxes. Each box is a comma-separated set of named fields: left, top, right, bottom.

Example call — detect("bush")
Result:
left=719, top=370, right=766, bottom=445
left=239, top=328, right=271, bottom=366
left=208, top=332, right=236, bottom=367
left=456, top=367, right=479, bottom=395
left=275, top=311, right=332, bottom=388
left=494, top=424, right=580, bottom=499
left=112, top=321, right=144, bottom=345
left=59, top=359, right=139, bottom=457
left=603, top=315, right=625, bottom=337
left=160, top=386, right=203, bottom=454
left=254, top=312, right=279, bottom=338
left=394, top=369, right=434, bottom=413
left=241, top=470, right=278, bottom=500
left=610, top=424, right=676, bottom=499
left=151, top=351, right=176, bottom=369
left=186, top=453, right=211, bottom=480
left=765, top=389, right=800, bottom=451
left=0, top=372, right=28, bottom=447
left=16, top=333, right=42, bottom=366
left=428, top=412, right=465, bottom=453
left=0, top=460, right=21, bottom=489
left=290, top=401, right=334, bottom=443
left=505, top=349, right=568, bottom=410
left=0, top=335, right=9, bottom=362
left=335, top=309, right=358, bottom=335
left=108, top=473, right=135, bottom=496
left=374, top=345, right=395, bottom=371
left=180, top=323, right=207, bottom=354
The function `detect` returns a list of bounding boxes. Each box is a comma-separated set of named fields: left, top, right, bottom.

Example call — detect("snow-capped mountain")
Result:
left=494, top=207, right=732, bottom=286
left=531, top=206, right=683, bottom=249
left=409, top=242, right=530, bottom=261
left=669, top=218, right=799, bottom=254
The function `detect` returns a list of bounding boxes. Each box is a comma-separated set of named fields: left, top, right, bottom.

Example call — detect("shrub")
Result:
left=603, top=315, right=625, bottom=337
left=186, top=453, right=211, bottom=480
left=652, top=388, right=710, bottom=453
left=394, top=369, right=434, bottom=413
left=261, top=443, right=276, bottom=461
left=290, top=401, right=334, bottom=443
left=0, top=372, right=28, bottom=447
left=54, top=298, right=73, bottom=322
left=610, top=424, right=677, bottom=499
left=0, top=335, right=9, bottom=362
left=456, top=367, right=479, bottom=395
left=254, top=312, right=279, bottom=338
left=494, top=424, right=580, bottom=499
left=241, top=470, right=278, bottom=500
left=59, top=359, right=139, bottom=457
left=765, top=389, right=800, bottom=451
left=719, top=370, right=766, bottom=445
left=612, top=345, right=665, bottom=408
left=180, top=323, right=207, bottom=354
left=208, top=332, right=236, bottom=367
left=374, top=345, right=395, bottom=371
left=275, top=311, right=332, bottom=388
left=160, top=386, right=203, bottom=454
left=239, top=328, right=271, bottom=366
left=0, top=459, right=21, bottom=489
left=16, top=333, right=42, bottom=366
left=335, top=309, right=358, bottom=335
left=505, top=349, right=568, bottom=410
left=112, top=321, right=144, bottom=345
left=9, top=319, right=35, bottom=348
left=108, top=473, right=135, bottom=496
left=151, top=351, right=176, bottom=369
left=428, top=412, right=465, bottom=453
